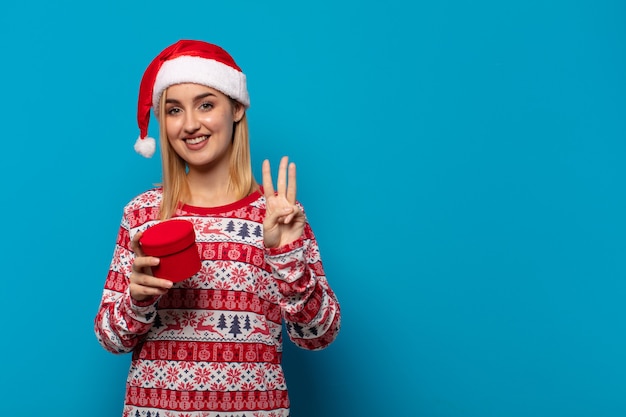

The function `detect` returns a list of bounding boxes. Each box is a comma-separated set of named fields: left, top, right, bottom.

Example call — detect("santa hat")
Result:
left=134, top=39, right=250, bottom=158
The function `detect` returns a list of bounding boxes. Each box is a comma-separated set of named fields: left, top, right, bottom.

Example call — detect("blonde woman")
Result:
left=94, top=39, right=341, bottom=417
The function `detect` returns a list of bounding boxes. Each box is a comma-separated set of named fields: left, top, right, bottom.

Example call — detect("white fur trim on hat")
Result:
left=152, top=55, right=250, bottom=110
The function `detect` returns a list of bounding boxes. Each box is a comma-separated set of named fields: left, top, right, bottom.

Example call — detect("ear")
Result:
left=233, top=101, right=245, bottom=122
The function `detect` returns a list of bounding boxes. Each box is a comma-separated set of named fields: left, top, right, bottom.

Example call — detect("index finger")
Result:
left=262, top=159, right=275, bottom=198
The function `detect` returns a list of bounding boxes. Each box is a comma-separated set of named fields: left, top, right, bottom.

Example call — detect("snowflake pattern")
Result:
left=95, top=188, right=340, bottom=417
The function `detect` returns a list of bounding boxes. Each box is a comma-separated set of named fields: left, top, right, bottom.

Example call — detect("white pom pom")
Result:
left=134, top=136, right=156, bottom=158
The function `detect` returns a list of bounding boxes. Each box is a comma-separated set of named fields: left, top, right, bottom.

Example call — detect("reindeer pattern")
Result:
left=141, top=204, right=284, bottom=350
left=96, top=188, right=339, bottom=416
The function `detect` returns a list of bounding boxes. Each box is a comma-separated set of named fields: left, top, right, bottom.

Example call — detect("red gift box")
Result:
left=139, top=219, right=201, bottom=282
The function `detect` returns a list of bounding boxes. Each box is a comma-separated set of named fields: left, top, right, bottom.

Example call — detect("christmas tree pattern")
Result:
left=291, top=322, right=305, bottom=338
left=94, top=187, right=340, bottom=416
left=229, top=315, right=242, bottom=338
left=225, top=220, right=236, bottom=233
left=151, top=313, right=163, bottom=330
left=217, top=313, right=228, bottom=331
left=237, top=223, right=250, bottom=239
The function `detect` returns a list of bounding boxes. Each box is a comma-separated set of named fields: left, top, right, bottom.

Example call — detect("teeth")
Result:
left=186, top=135, right=208, bottom=145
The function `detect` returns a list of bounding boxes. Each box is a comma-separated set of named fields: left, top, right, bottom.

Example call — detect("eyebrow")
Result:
left=165, top=92, right=217, bottom=104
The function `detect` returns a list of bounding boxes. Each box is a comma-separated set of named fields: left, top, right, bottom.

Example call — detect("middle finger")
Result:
left=276, top=156, right=289, bottom=195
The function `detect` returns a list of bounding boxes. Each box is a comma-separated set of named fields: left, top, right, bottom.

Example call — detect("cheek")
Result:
left=198, top=113, right=220, bottom=127
left=199, top=108, right=233, bottom=129
left=165, top=118, right=183, bottom=139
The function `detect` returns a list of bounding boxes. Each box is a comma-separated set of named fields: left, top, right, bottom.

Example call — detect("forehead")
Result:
left=165, top=83, right=228, bottom=100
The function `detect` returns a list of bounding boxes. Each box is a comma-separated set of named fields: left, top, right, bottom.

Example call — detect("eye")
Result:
left=166, top=106, right=182, bottom=116
left=199, top=101, right=214, bottom=111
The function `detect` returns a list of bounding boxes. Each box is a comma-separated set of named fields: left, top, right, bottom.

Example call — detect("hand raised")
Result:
left=129, top=231, right=173, bottom=301
left=262, top=156, right=306, bottom=248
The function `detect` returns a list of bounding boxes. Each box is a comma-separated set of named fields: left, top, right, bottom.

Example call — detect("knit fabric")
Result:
left=94, top=188, right=341, bottom=417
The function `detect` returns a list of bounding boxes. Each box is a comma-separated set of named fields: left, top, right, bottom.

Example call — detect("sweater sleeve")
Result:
left=265, top=221, right=341, bottom=350
left=94, top=214, right=158, bottom=354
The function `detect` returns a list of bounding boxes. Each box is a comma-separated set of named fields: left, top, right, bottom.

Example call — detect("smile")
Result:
left=185, top=135, right=209, bottom=145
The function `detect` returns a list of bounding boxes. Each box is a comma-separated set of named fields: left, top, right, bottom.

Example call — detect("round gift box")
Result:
left=139, top=219, right=201, bottom=282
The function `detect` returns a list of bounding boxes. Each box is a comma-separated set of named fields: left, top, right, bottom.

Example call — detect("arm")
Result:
left=266, top=222, right=341, bottom=350
left=94, top=217, right=159, bottom=354
left=262, top=156, right=340, bottom=349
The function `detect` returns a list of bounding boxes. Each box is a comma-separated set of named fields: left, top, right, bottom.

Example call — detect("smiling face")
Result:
left=164, top=83, right=244, bottom=171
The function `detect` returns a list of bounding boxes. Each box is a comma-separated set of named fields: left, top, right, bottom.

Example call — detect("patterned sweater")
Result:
left=94, top=188, right=341, bottom=417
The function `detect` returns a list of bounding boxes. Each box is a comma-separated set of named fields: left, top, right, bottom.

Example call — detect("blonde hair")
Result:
left=158, top=88, right=256, bottom=220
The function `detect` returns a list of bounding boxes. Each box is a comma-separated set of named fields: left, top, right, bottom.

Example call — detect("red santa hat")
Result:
left=134, top=39, right=250, bottom=158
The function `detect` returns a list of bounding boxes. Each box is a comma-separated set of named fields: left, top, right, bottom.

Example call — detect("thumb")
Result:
left=131, top=231, right=146, bottom=257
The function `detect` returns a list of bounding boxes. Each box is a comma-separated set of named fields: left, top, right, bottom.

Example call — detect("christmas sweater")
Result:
left=94, top=188, right=341, bottom=417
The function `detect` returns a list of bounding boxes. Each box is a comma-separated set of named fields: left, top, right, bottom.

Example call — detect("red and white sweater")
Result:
left=94, top=188, right=341, bottom=417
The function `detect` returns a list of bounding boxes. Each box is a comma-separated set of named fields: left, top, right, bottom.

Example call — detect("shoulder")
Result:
left=122, top=187, right=162, bottom=216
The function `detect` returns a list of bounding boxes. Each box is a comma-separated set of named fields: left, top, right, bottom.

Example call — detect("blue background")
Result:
left=1, top=1, right=625, bottom=416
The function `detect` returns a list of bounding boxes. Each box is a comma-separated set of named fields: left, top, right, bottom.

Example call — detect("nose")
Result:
left=183, top=110, right=201, bottom=133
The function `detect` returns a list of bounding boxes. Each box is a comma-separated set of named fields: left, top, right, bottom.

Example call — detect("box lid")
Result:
left=140, top=219, right=196, bottom=257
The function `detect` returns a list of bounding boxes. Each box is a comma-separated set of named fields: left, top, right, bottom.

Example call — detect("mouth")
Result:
left=184, top=135, right=209, bottom=145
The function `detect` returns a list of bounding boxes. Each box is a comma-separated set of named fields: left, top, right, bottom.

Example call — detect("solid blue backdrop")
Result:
left=1, top=1, right=625, bottom=416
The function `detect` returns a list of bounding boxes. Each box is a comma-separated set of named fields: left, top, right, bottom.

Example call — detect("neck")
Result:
left=185, top=161, right=237, bottom=207
left=187, top=171, right=237, bottom=207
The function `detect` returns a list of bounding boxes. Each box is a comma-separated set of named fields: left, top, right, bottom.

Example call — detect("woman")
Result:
left=94, top=39, right=341, bottom=417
